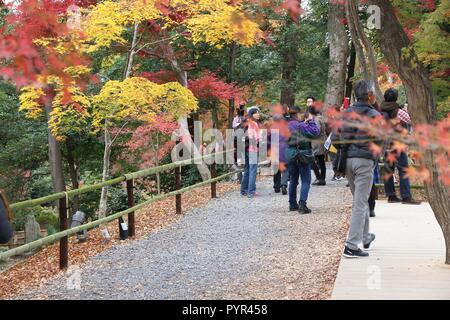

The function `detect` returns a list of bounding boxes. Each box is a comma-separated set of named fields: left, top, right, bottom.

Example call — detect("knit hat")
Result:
left=247, top=106, right=260, bottom=118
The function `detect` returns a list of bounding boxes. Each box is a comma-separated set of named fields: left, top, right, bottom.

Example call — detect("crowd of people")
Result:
left=233, top=79, right=421, bottom=258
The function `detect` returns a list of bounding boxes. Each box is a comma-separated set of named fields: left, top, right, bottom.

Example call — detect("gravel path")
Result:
left=15, top=170, right=352, bottom=300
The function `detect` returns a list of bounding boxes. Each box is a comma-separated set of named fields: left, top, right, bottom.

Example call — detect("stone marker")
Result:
left=71, top=211, right=88, bottom=242
left=25, top=215, right=41, bottom=244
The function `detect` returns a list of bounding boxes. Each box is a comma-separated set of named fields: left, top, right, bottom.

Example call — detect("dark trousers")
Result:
left=368, top=183, right=378, bottom=212
left=288, top=162, right=312, bottom=208
left=312, top=155, right=326, bottom=180
left=384, top=151, right=411, bottom=199
left=331, top=152, right=341, bottom=176
left=273, top=168, right=289, bottom=190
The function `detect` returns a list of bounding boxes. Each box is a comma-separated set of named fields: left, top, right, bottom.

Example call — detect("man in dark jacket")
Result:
left=332, top=80, right=380, bottom=258
left=285, top=106, right=320, bottom=214
left=381, top=88, right=421, bottom=205
left=0, top=191, right=13, bottom=244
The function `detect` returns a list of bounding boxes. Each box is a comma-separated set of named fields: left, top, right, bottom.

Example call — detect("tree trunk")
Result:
left=371, top=0, right=450, bottom=264
left=65, top=138, right=80, bottom=213
left=228, top=42, right=237, bottom=129
left=156, top=142, right=161, bottom=195
left=324, top=2, right=349, bottom=108
left=346, top=0, right=383, bottom=102
left=124, top=22, right=139, bottom=79
left=44, top=105, right=66, bottom=195
left=345, top=43, right=357, bottom=99
left=280, top=19, right=297, bottom=107
left=98, top=123, right=112, bottom=219
left=211, top=107, right=219, bottom=129
left=346, top=2, right=370, bottom=82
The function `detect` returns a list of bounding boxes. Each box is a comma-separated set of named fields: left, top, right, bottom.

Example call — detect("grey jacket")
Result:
left=312, top=114, right=327, bottom=156
left=332, top=102, right=381, bottom=161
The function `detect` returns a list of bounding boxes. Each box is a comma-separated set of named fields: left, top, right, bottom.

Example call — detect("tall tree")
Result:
left=370, top=0, right=450, bottom=264
left=324, top=1, right=349, bottom=108
left=227, top=42, right=238, bottom=128
left=279, top=19, right=298, bottom=107
left=346, top=0, right=383, bottom=102
left=345, top=43, right=357, bottom=99
left=45, top=104, right=66, bottom=195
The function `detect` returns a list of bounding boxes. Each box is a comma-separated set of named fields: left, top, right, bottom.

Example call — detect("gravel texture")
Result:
left=14, top=171, right=352, bottom=300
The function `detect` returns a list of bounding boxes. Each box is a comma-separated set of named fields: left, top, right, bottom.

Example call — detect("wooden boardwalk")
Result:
left=332, top=201, right=450, bottom=300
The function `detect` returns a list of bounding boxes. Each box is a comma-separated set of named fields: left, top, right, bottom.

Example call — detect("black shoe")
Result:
left=281, top=185, right=287, bottom=195
left=289, top=206, right=299, bottom=211
left=274, top=188, right=281, bottom=193
left=317, top=179, right=326, bottom=186
left=312, top=179, right=320, bottom=185
left=402, top=197, right=422, bottom=205
left=388, top=195, right=402, bottom=203
left=363, top=233, right=376, bottom=251
left=370, top=210, right=376, bottom=217
left=343, top=246, right=369, bottom=258
left=298, top=203, right=312, bottom=214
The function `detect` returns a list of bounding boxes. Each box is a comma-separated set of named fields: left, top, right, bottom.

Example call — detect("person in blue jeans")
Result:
left=241, top=151, right=258, bottom=197
left=368, top=162, right=380, bottom=217
left=380, top=88, right=421, bottom=205
left=384, top=151, right=421, bottom=204
left=240, top=106, right=261, bottom=198
left=285, top=106, right=320, bottom=213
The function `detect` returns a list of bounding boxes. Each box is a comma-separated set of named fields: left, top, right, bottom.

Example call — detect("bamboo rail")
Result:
left=1, top=150, right=238, bottom=268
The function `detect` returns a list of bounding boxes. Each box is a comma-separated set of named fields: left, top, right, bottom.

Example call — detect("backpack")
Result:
left=335, top=105, right=376, bottom=174
left=0, top=191, right=13, bottom=244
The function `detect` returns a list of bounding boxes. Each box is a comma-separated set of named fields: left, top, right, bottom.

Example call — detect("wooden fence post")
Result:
left=58, top=197, right=68, bottom=270
left=126, top=179, right=135, bottom=237
left=175, top=166, right=182, bottom=214
left=211, top=160, right=217, bottom=199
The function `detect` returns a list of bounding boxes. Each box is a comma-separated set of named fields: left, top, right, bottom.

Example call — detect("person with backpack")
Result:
left=0, top=190, right=13, bottom=244
left=381, top=88, right=421, bottom=205
left=285, top=106, right=320, bottom=214
left=332, top=80, right=381, bottom=258
left=238, top=106, right=262, bottom=198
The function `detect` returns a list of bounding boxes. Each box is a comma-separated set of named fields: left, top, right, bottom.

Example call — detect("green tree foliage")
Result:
left=414, top=0, right=450, bottom=118
left=0, top=82, right=48, bottom=201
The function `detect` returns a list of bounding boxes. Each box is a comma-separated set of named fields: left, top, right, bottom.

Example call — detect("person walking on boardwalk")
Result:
left=332, top=80, right=381, bottom=258
left=285, top=106, right=320, bottom=214
left=239, top=106, right=262, bottom=198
